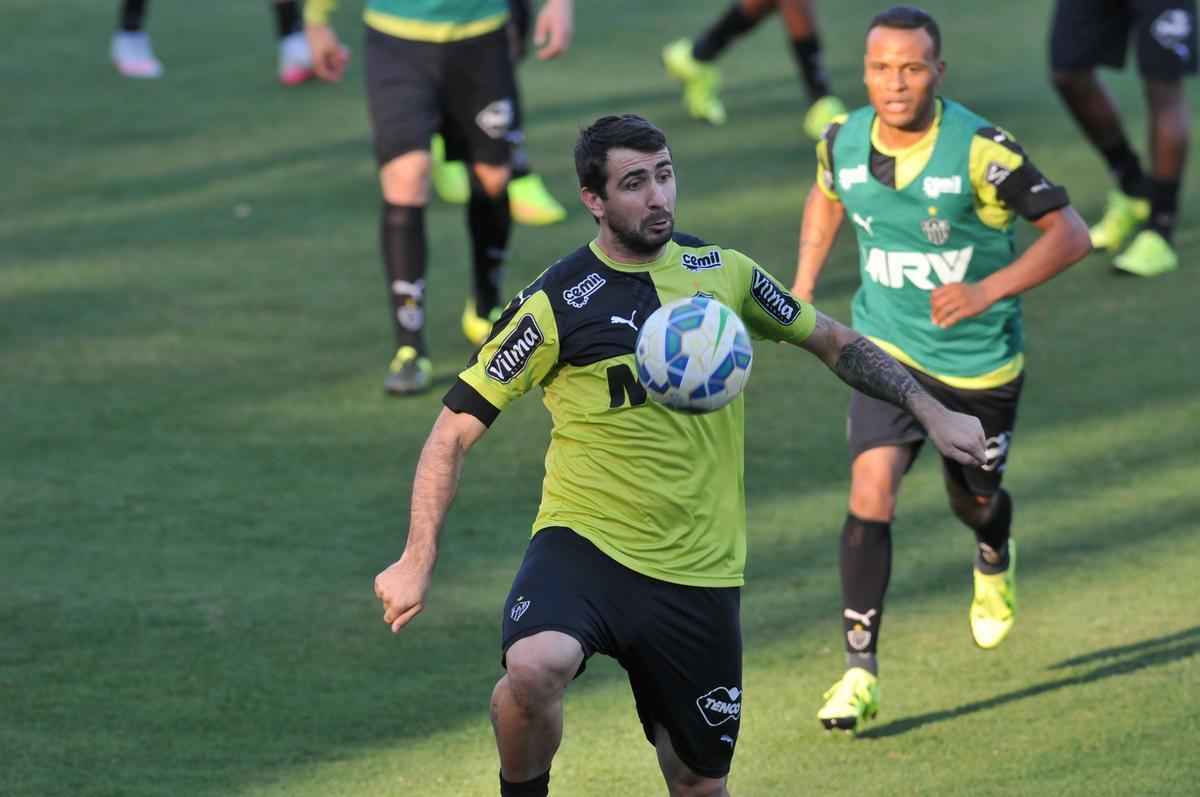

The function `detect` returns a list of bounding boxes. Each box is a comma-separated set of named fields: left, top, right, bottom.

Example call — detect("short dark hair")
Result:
left=574, top=115, right=669, bottom=198
left=867, top=5, right=941, bottom=58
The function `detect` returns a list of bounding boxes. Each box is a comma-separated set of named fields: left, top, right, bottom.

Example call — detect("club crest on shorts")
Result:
left=509, top=596, right=531, bottom=622
left=695, top=686, right=742, bottom=727
left=921, top=217, right=951, bottom=246
left=475, top=98, right=514, bottom=140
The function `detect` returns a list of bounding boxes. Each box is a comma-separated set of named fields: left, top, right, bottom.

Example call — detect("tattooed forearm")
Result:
left=833, top=337, right=925, bottom=411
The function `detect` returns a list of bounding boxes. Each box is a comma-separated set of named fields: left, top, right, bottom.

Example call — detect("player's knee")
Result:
left=503, top=640, right=575, bottom=712
left=379, top=151, right=432, bottom=205
left=848, top=483, right=896, bottom=522
left=471, top=162, right=511, bottom=198
left=1050, top=69, right=1089, bottom=97
left=666, top=774, right=727, bottom=797
left=948, top=490, right=991, bottom=528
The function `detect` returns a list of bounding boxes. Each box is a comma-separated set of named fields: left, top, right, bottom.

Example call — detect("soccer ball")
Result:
left=635, top=296, right=754, bottom=414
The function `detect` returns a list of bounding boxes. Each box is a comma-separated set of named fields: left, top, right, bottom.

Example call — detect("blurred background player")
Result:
left=791, top=6, right=1090, bottom=733
left=662, top=0, right=845, bottom=139
left=304, top=0, right=573, bottom=395
left=1050, top=0, right=1196, bottom=277
left=110, top=0, right=316, bottom=85
left=429, top=0, right=569, bottom=227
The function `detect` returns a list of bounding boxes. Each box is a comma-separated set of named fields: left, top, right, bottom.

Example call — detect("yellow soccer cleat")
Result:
left=1089, top=190, right=1150, bottom=252
left=970, top=539, right=1017, bottom=649
left=509, top=173, right=567, bottom=226
left=662, top=38, right=726, bottom=126
left=1112, top=229, right=1179, bottom=277
left=803, top=95, right=847, bottom=141
left=431, top=134, right=470, bottom=205
left=462, top=300, right=503, bottom=347
left=384, top=346, right=433, bottom=396
left=817, top=667, right=880, bottom=733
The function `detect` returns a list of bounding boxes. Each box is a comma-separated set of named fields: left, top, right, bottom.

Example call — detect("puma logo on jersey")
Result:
left=852, top=213, right=874, bottom=236
left=864, top=246, right=974, bottom=289
left=486, top=315, right=544, bottom=383
left=681, top=250, right=724, bottom=271
left=610, top=310, right=638, bottom=330
left=923, top=175, right=963, bottom=198
left=750, top=268, right=800, bottom=325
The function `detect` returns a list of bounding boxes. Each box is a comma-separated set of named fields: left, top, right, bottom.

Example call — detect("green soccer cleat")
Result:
left=462, top=300, right=503, bottom=347
left=817, top=667, right=880, bottom=733
left=384, top=346, right=433, bottom=396
left=970, top=539, right=1017, bottom=649
left=431, top=134, right=470, bottom=205
left=1112, top=230, right=1179, bottom=277
left=509, top=173, right=567, bottom=226
left=803, top=95, right=847, bottom=141
left=1089, top=190, right=1150, bottom=253
left=662, top=39, right=726, bottom=126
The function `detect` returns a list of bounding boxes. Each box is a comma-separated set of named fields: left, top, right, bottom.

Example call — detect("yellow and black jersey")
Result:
left=815, top=99, right=1069, bottom=231
left=444, top=235, right=817, bottom=587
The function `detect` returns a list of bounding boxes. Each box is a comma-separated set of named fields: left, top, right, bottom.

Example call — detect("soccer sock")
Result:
left=500, top=769, right=550, bottom=797
left=119, top=0, right=148, bottom=32
left=467, top=183, right=511, bottom=317
left=1100, top=138, right=1149, bottom=198
left=971, top=489, right=1012, bottom=575
left=380, top=202, right=427, bottom=353
left=1147, top=178, right=1181, bottom=242
left=272, top=0, right=303, bottom=39
left=840, top=514, right=891, bottom=674
left=790, top=35, right=831, bottom=102
left=692, top=3, right=760, bottom=62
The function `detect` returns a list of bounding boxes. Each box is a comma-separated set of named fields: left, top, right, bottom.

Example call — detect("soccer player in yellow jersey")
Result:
left=374, top=114, right=986, bottom=795
left=304, top=0, right=573, bottom=395
left=792, top=6, right=1091, bottom=733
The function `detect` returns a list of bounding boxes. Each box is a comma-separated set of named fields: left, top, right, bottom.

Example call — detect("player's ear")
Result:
left=580, top=186, right=604, bottom=222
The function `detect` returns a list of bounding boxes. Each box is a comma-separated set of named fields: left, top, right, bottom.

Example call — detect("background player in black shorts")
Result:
left=373, top=114, right=986, bottom=796
left=303, top=0, right=573, bottom=396
left=1050, top=0, right=1196, bottom=276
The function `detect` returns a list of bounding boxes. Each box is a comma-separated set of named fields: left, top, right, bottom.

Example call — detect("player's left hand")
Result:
left=930, top=282, right=992, bottom=329
left=533, top=0, right=573, bottom=60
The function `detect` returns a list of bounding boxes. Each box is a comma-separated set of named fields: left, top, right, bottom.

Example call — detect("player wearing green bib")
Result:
left=374, top=115, right=985, bottom=795
left=791, top=6, right=1091, bottom=733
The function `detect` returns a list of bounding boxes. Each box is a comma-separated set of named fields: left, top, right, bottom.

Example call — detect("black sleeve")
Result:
left=443, top=378, right=501, bottom=427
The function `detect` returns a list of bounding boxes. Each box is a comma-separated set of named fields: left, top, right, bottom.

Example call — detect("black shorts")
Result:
left=501, top=527, right=742, bottom=779
left=847, top=368, right=1024, bottom=498
left=363, top=26, right=518, bottom=166
left=1050, top=0, right=1198, bottom=79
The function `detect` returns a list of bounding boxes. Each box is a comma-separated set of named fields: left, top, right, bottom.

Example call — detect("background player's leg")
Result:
left=464, top=162, right=513, bottom=346
left=111, top=0, right=163, bottom=79
left=379, top=152, right=434, bottom=394
left=505, top=83, right=567, bottom=227
left=491, top=631, right=582, bottom=797
left=779, top=0, right=846, bottom=139
left=271, top=0, right=314, bottom=86
left=662, top=0, right=777, bottom=125
left=653, top=724, right=730, bottom=797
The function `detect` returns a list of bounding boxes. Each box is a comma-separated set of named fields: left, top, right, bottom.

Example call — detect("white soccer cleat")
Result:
left=277, top=31, right=315, bottom=86
left=111, top=31, right=164, bottom=79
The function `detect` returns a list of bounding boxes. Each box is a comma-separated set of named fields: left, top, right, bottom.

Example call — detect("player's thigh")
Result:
left=1133, top=0, right=1199, bottom=79
left=622, top=582, right=742, bottom=782
left=364, top=28, right=441, bottom=172
left=500, top=527, right=628, bottom=679
left=440, top=28, right=517, bottom=167
left=938, top=374, right=1024, bottom=498
left=653, top=723, right=728, bottom=797
left=1049, top=0, right=1133, bottom=72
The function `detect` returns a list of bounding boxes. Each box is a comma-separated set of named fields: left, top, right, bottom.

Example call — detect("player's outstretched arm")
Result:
left=533, top=0, right=573, bottom=60
left=792, top=182, right=845, bottom=301
left=930, top=206, right=1090, bottom=328
left=375, top=408, right=489, bottom=633
left=800, top=312, right=987, bottom=466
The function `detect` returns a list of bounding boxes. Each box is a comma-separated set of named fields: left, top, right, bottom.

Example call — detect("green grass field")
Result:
left=4, top=1, right=1198, bottom=794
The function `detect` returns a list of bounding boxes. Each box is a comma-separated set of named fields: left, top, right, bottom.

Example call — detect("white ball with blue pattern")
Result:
left=635, top=296, right=754, bottom=414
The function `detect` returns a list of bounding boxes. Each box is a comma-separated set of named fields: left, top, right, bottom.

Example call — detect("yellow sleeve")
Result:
left=304, top=0, right=339, bottom=25
left=730, top=250, right=817, bottom=345
left=814, top=113, right=849, bottom=202
left=458, top=290, right=561, bottom=412
left=968, top=129, right=1025, bottom=230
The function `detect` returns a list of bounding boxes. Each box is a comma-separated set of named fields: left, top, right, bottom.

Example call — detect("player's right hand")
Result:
left=533, top=0, right=573, bottom=60
left=374, top=553, right=432, bottom=633
left=927, top=408, right=987, bottom=467
left=306, top=24, right=351, bottom=82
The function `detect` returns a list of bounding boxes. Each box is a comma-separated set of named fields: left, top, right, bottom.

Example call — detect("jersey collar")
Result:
left=588, top=238, right=679, bottom=272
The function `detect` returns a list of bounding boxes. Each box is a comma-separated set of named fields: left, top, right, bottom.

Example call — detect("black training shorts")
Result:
left=501, top=527, right=743, bottom=779
left=364, top=26, right=517, bottom=166
left=847, top=367, right=1024, bottom=498
left=1050, top=0, right=1198, bottom=79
